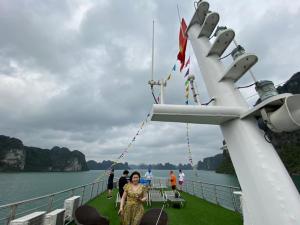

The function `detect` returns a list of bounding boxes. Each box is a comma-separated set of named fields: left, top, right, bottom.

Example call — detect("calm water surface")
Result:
left=0, top=170, right=299, bottom=205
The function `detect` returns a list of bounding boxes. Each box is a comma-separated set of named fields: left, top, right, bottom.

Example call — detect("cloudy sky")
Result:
left=0, top=0, right=299, bottom=165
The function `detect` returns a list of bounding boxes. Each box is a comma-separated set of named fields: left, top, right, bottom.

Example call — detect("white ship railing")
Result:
left=151, top=177, right=242, bottom=212
left=183, top=179, right=242, bottom=212
left=0, top=177, right=241, bottom=225
left=0, top=179, right=107, bottom=225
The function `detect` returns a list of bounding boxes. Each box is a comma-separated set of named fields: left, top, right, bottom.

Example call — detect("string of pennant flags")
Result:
left=112, top=113, right=151, bottom=164
left=95, top=113, right=151, bottom=181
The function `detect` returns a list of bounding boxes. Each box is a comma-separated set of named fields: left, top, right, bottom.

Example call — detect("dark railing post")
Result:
left=47, top=195, right=54, bottom=212
left=200, top=182, right=205, bottom=200
left=192, top=181, right=195, bottom=195
left=231, top=187, right=238, bottom=211
left=90, top=183, right=95, bottom=200
left=81, top=186, right=86, bottom=205
left=214, top=185, right=219, bottom=205
left=7, top=205, right=17, bottom=225
left=96, top=181, right=100, bottom=195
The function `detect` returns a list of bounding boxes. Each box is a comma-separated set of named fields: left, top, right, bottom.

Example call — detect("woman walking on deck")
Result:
left=119, top=171, right=147, bottom=225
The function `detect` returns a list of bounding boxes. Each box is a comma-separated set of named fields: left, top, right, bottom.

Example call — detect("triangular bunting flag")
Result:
left=167, top=73, right=172, bottom=80
left=172, top=64, right=176, bottom=71
left=184, top=68, right=190, bottom=77
left=185, top=56, right=190, bottom=67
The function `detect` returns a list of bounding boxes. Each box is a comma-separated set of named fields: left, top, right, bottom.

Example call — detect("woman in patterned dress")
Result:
left=118, top=171, right=147, bottom=225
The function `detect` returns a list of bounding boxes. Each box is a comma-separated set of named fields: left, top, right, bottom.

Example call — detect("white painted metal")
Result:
left=233, top=191, right=251, bottom=225
left=219, top=53, right=258, bottom=82
left=187, top=1, right=209, bottom=31
left=207, top=28, right=235, bottom=57
left=151, top=20, right=155, bottom=81
left=198, top=12, right=219, bottom=38
left=10, top=212, right=45, bottom=225
left=268, top=94, right=300, bottom=132
left=44, top=209, right=65, bottom=225
left=159, top=79, right=165, bottom=104
left=64, top=196, right=80, bottom=222
left=241, top=93, right=292, bottom=118
left=186, top=17, right=300, bottom=225
left=151, top=104, right=243, bottom=124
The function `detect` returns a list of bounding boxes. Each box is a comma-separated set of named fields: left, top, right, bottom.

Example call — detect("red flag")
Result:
left=177, top=18, right=188, bottom=72
left=185, top=56, right=190, bottom=67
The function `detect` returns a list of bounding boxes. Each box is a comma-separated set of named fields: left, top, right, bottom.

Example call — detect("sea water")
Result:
left=0, top=170, right=299, bottom=205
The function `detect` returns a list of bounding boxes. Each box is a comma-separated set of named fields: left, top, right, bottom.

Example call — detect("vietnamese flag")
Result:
left=177, top=18, right=188, bottom=72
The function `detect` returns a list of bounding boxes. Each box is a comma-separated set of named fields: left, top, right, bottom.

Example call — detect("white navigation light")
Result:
left=267, top=94, right=300, bottom=132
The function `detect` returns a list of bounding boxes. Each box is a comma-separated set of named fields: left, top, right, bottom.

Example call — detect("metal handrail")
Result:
left=0, top=177, right=242, bottom=225
left=0, top=181, right=102, bottom=209
left=183, top=179, right=241, bottom=213
left=185, top=179, right=240, bottom=190
left=0, top=179, right=106, bottom=225
left=151, top=177, right=241, bottom=212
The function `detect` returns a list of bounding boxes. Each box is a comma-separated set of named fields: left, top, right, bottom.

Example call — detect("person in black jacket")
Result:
left=118, top=170, right=129, bottom=198
left=107, top=168, right=114, bottom=199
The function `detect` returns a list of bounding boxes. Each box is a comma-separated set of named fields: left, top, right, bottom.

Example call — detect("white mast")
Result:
left=150, top=2, right=300, bottom=225
left=148, top=20, right=166, bottom=104
left=151, top=20, right=155, bottom=81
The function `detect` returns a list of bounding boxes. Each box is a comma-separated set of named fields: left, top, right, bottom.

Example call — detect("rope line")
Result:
left=219, top=51, right=233, bottom=60
left=201, top=98, right=215, bottom=106
left=186, top=123, right=199, bottom=177
left=155, top=203, right=165, bottom=225
left=236, top=82, right=256, bottom=89
left=151, top=88, right=159, bottom=104
left=94, top=112, right=151, bottom=182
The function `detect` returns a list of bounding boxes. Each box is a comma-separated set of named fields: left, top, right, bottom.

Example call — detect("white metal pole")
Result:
left=160, top=79, right=165, bottom=104
left=188, top=24, right=300, bottom=225
left=151, top=20, right=155, bottom=81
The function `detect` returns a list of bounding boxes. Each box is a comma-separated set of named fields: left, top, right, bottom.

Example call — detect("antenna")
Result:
left=151, top=20, right=155, bottom=81
left=148, top=20, right=166, bottom=104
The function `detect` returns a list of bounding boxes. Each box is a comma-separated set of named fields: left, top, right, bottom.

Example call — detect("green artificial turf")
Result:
left=71, top=189, right=243, bottom=225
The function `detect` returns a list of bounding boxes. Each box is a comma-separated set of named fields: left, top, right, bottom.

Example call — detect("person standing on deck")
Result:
left=169, top=170, right=177, bottom=191
left=144, top=168, right=153, bottom=186
left=118, top=170, right=129, bottom=198
left=119, top=171, right=147, bottom=225
left=178, top=169, right=185, bottom=191
left=107, top=168, right=114, bottom=199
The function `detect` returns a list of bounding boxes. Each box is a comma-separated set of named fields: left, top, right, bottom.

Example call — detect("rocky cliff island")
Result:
left=0, top=135, right=88, bottom=172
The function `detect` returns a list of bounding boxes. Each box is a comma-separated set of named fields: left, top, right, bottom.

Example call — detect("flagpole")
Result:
left=151, top=20, right=155, bottom=81
left=176, top=4, right=185, bottom=37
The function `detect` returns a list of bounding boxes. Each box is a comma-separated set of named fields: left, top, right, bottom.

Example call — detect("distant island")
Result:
left=87, top=160, right=193, bottom=170
left=0, top=135, right=88, bottom=172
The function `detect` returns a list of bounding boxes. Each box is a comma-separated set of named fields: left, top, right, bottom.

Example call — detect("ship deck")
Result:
left=71, top=189, right=243, bottom=225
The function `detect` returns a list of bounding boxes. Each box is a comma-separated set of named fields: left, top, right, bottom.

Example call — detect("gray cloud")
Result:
left=0, top=0, right=299, bottom=164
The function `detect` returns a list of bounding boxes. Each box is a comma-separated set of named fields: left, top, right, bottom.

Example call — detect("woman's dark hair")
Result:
left=129, top=171, right=141, bottom=182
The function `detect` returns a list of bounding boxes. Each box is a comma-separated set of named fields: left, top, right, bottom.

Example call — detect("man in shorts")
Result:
left=178, top=169, right=185, bottom=191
